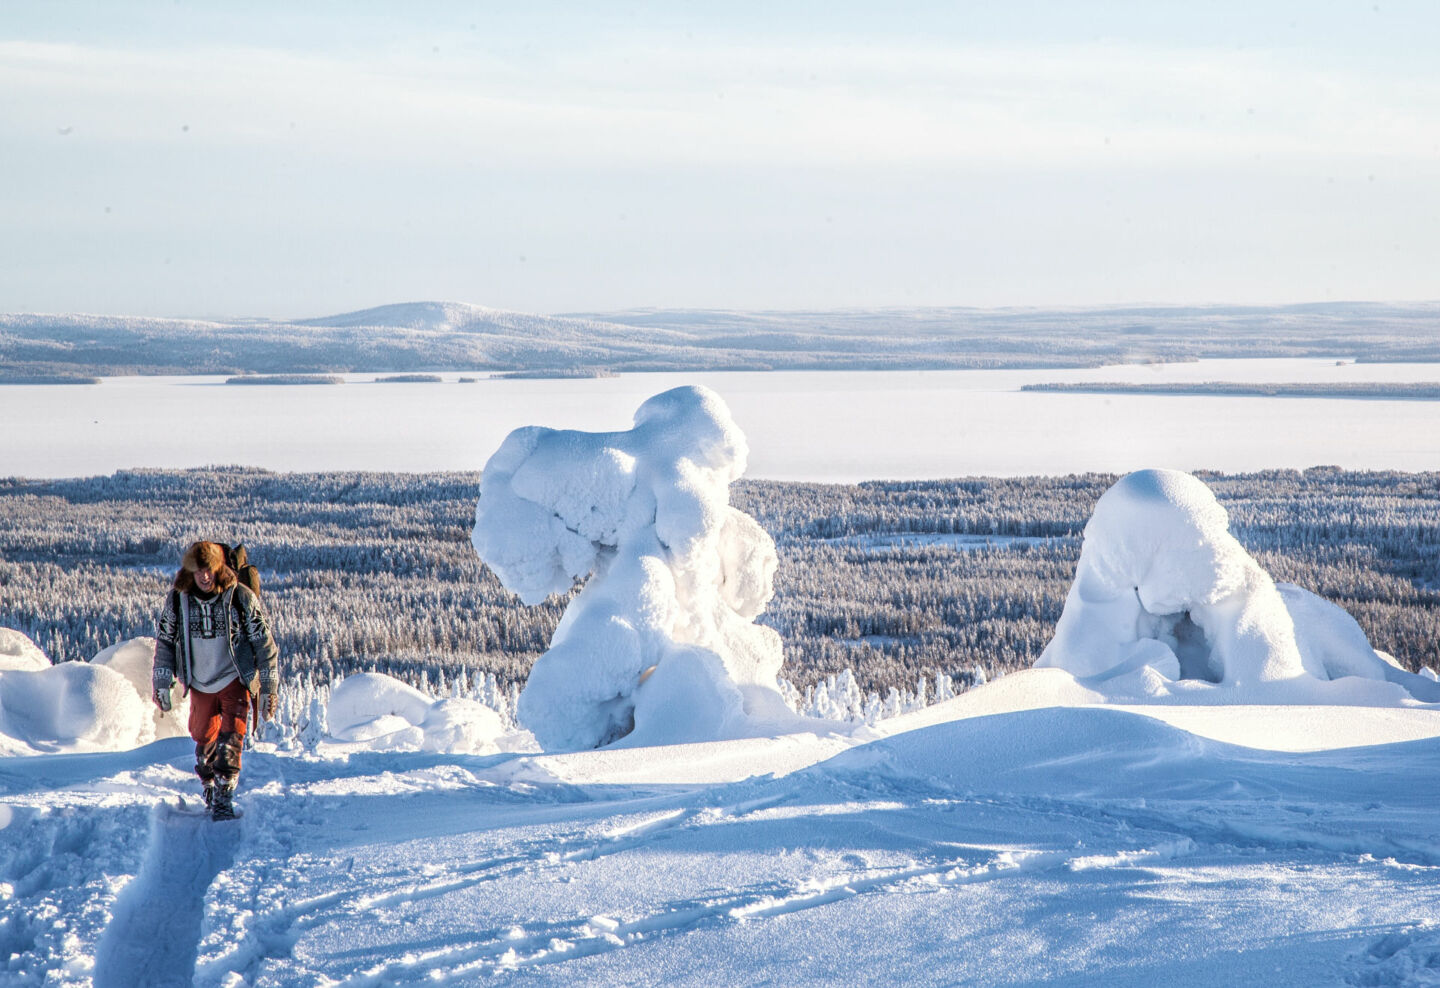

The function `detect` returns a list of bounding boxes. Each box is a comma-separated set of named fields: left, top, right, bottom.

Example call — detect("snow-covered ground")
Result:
left=3, top=666, right=1439, bottom=987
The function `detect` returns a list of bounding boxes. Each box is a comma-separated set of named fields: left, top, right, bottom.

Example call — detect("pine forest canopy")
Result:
left=1, top=467, right=1437, bottom=696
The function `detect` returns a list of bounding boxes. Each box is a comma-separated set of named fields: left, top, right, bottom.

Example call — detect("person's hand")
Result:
left=261, top=692, right=278, bottom=721
left=153, top=687, right=172, bottom=712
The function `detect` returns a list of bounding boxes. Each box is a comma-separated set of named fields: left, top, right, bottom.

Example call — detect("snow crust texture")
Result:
left=1038, top=468, right=1440, bottom=701
left=473, top=385, right=793, bottom=750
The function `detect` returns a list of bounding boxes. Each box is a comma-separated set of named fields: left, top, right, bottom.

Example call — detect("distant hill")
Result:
left=2, top=300, right=1437, bottom=377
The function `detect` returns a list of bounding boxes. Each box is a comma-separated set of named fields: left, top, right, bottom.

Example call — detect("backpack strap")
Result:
left=177, top=590, right=192, bottom=689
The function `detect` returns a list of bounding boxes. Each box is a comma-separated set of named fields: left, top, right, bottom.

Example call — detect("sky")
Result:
left=2, top=1, right=1438, bottom=318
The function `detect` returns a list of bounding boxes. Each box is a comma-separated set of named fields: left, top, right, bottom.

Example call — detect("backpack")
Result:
left=224, top=543, right=262, bottom=598
left=220, top=543, right=271, bottom=746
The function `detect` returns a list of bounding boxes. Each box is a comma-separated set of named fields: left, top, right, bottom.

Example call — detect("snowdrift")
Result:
left=0, top=627, right=50, bottom=672
left=0, top=632, right=198, bottom=753
left=0, top=634, right=511, bottom=757
left=0, top=631, right=152, bottom=752
left=1037, top=469, right=1440, bottom=701
left=473, top=385, right=796, bottom=750
left=327, top=672, right=506, bottom=754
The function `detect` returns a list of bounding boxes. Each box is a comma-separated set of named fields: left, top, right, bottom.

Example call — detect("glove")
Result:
left=260, top=692, right=278, bottom=721
left=153, top=686, right=172, bottom=712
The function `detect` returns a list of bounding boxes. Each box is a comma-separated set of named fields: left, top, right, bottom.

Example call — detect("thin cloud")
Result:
left=3, top=38, right=1438, bottom=168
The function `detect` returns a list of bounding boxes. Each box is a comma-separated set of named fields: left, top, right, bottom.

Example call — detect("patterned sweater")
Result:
left=152, top=585, right=280, bottom=697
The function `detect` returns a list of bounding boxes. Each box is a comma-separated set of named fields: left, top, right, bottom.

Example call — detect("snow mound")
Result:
left=0, top=630, right=150, bottom=751
left=327, top=673, right=504, bottom=754
left=823, top=700, right=1440, bottom=800
left=92, top=636, right=190, bottom=740
left=473, top=385, right=796, bottom=750
left=1037, top=469, right=1439, bottom=701
left=0, top=628, right=50, bottom=672
left=0, top=660, right=147, bottom=752
left=1279, top=582, right=1440, bottom=702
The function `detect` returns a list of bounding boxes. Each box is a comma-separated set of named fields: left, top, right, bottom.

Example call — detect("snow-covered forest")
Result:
left=2, top=465, right=1437, bottom=692
left=4, top=452, right=1439, bottom=987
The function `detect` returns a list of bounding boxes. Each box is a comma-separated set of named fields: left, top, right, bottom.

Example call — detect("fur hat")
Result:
left=182, top=541, right=226, bottom=573
left=173, top=541, right=238, bottom=593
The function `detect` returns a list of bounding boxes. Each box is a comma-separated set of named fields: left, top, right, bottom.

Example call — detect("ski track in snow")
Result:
left=182, top=759, right=1435, bottom=986
left=333, top=839, right=1200, bottom=986
left=93, top=801, right=237, bottom=988
left=194, top=775, right=797, bottom=984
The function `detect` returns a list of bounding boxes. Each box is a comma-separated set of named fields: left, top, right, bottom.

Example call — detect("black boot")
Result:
left=211, top=781, right=237, bottom=821
left=202, top=782, right=216, bottom=811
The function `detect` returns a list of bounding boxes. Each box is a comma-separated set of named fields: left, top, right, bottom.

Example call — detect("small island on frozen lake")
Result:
left=0, top=373, right=100, bottom=385
left=1024, top=380, right=1440, bottom=400
left=490, top=367, right=619, bottom=379
left=225, top=374, right=344, bottom=385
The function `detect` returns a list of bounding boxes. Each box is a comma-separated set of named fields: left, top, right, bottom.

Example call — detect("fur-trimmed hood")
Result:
left=173, top=541, right=238, bottom=593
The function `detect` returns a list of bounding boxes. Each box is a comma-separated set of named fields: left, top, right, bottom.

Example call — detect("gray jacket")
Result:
left=152, top=585, right=279, bottom=697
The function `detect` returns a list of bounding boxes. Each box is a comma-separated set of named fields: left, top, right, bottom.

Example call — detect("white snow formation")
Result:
left=92, top=635, right=191, bottom=741
left=472, top=385, right=794, bottom=750
left=1037, top=468, right=1440, bottom=700
left=0, top=627, right=49, bottom=672
left=0, top=630, right=149, bottom=752
left=327, top=672, right=505, bottom=754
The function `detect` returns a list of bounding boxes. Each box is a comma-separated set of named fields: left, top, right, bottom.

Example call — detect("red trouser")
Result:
left=188, top=678, right=251, bottom=784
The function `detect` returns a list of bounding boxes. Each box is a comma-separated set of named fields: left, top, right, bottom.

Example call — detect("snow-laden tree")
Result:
left=472, top=386, right=793, bottom=749
left=1037, top=469, right=1440, bottom=700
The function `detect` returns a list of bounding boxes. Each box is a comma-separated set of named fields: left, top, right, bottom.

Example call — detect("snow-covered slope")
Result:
left=4, top=665, right=1439, bottom=987
left=296, top=301, right=667, bottom=342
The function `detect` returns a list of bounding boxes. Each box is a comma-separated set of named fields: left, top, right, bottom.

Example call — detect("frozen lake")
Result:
left=4, top=359, right=1439, bottom=481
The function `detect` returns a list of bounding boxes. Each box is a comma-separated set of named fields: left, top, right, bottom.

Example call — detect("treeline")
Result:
left=1, top=467, right=1437, bottom=694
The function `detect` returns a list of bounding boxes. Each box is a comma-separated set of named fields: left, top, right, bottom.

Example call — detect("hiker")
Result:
left=151, top=541, right=279, bottom=820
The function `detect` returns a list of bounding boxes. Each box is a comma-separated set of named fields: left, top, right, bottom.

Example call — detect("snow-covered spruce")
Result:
left=472, top=385, right=797, bottom=750
left=1037, top=468, right=1440, bottom=700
